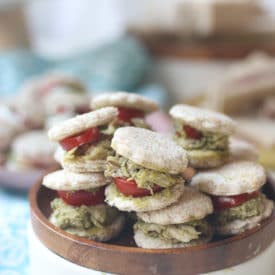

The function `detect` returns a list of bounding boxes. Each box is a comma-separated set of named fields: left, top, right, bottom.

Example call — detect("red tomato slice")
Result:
left=211, top=191, right=260, bottom=211
left=114, top=177, right=162, bottom=197
left=59, top=127, right=100, bottom=151
left=118, top=107, right=145, bottom=123
left=57, top=187, right=105, bottom=206
left=183, top=125, right=202, bottom=139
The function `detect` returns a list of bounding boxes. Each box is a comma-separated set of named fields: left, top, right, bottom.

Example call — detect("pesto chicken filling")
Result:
left=50, top=198, right=120, bottom=230
left=105, top=154, right=183, bottom=192
left=100, top=118, right=150, bottom=136
left=64, top=139, right=113, bottom=162
left=211, top=194, right=266, bottom=226
left=174, top=120, right=229, bottom=151
left=134, top=219, right=211, bottom=244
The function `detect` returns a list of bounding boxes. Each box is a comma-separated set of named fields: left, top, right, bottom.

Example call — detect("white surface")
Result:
left=28, top=224, right=275, bottom=275
left=28, top=224, right=113, bottom=275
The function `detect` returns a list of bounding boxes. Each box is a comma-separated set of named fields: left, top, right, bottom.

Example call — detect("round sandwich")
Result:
left=134, top=187, right=213, bottom=249
left=20, top=72, right=87, bottom=102
left=13, top=73, right=89, bottom=129
left=7, top=130, right=57, bottom=171
left=91, top=92, right=159, bottom=132
left=0, top=103, right=24, bottom=155
left=169, top=104, right=236, bottom=168
left=48, top=107, right=118, bottom=173
left=43, top=169, right=125, bottom=241
left=104, top=127, right=187, bottom=212
left=191, top=161, right=274, bottom=236
left=9, top=93, right=46, bottom=129
left=44, top=89, right=90, bottom=117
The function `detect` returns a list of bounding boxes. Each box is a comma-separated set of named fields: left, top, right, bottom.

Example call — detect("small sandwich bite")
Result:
left=7, top=130, right=57, bottom=171
left=20, top=73, right=87, bottom=102
left=43, top=169, right=125, bottom=241
left=0, top=103, right=24, bottom=156
left=169, top=104, right=236, bottom=168
left=91, top=92, right=159, bottom=132
left=44, top=90, right=90, bottom=117
left=48, top=107, right=118, bottom=173
left=9, top=94, right=46, bottom=130
left=134, top=187, right=213, bottom=249
left=105, top=127, right=187, bottom=212
left=191, top=161, right=274, bottom=236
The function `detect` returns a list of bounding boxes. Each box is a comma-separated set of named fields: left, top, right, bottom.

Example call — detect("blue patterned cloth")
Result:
left=0, top=189, right=29, bottom=275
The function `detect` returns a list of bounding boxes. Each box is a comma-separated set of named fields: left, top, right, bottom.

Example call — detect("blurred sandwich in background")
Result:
left=198, top=52, right=275, bottom=170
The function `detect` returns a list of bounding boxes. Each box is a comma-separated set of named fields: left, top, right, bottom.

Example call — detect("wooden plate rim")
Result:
left=29, top=178, right=275, bottom=274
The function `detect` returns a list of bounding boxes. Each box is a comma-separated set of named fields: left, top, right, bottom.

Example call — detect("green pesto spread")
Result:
left=50, top=198, right=119, bottom=230
left=212, top=195, right=266, bottom=226
left=105, top=154, right=183, bottom=192
left=174, top=120, right=229, bottom=151
left=64, top=139, right=112, bottom=162
left=134, top=219, right=210, bottom=244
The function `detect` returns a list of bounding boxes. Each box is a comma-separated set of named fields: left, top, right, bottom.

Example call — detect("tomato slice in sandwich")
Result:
left=183, top=125, right=202, bottom=140
left=114, top=177, right=162, bottom=197
left=117, top=107, right=144, bottom=123
left=60, top=127, right=100, bottom=151
left=211, top=191, right=260, bottom=211
left=57, top=186, right=105, bottom=206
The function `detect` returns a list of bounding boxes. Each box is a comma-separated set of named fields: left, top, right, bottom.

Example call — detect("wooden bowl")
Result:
left=29, top=177, right=275, bottom=275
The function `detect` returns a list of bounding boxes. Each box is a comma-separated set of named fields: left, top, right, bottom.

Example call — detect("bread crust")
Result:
left=91, top=92, right=159, bottom=113
left=170, top=104, right=235, bottom=135
left=48, top=107, right=118, bottom=141
left=105, top=183, right=184, bottom=212
left=42, top=169, right=108, bottom=190
left=111, top=127, right=188, bottom=174
left=134, top=229, right=213, bottom=249
left=50, top=214, right=125, bottom=242
left=137, top=187, right=213, bottom=225
left=215, top=197, right=274, bottom=236
left=191, top=161, right=266, bottom=196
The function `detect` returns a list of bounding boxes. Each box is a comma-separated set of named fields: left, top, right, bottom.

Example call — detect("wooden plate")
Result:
left=29, top=177, right=275, bottom=275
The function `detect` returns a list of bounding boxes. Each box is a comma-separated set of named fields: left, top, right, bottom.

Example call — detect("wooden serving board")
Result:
left=29, top=177, right=275, bottom=275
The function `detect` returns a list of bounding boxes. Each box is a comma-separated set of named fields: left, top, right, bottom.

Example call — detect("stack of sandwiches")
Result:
left=104, top=127, right=214, bottom=248
left=41, top=97, right=274, bottom=248
left=43, top=107, right=125, bottom=241
left=169, top=104, right=274, bottom=237
left=42, top=92, right=160, bottom=241
left=91, top=91, right=159, bottom=132
left=191, top=161, right=274, bottom=235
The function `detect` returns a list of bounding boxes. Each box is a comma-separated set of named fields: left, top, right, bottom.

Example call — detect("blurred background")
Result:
left=1, top=1, right=275, bottom=274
